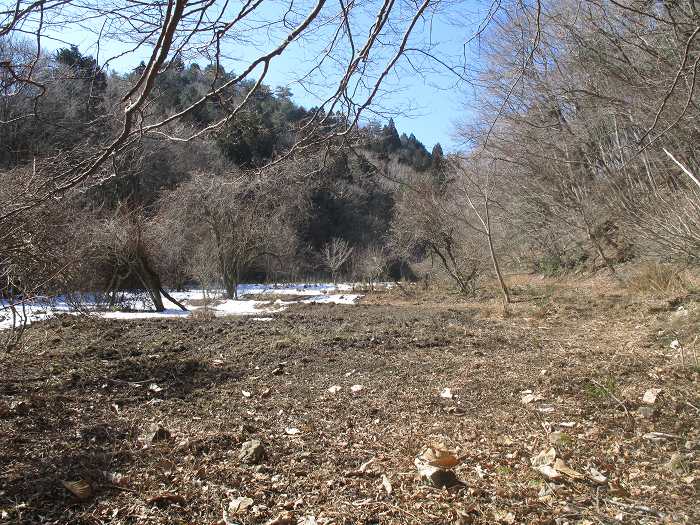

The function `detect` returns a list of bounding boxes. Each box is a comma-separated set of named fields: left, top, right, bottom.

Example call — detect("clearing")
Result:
left=0, top=277, right=698, bottom=524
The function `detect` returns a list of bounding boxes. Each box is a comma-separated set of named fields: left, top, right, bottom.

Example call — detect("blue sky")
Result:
left=33, top=0, right=487, bottom=151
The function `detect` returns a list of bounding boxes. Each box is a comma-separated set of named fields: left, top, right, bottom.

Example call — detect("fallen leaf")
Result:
left=147, top=492, right=186, bottom=506
left=642, top=388, right=661, bottom=404
left=440, top=387, right=454, bottom=399
left=359, top=457, right=377, bottom=473
left=536, top=464, right=561, bottom=480
left=101, top=471, right=127, bottom=487
left=419, top=444, right=459, bottom=468
left=587, top=466, right=607, bottom=484
left=380, top=474, right=392, bottom=495
left=531, top=447, right=556, bottom=467
left=553, top=458, right=584, bottom=479
left=521, top=391, right=545, bottom=404
left=62, top=480, right=92, bottom=500
left=549, top=431, right=570, bottom=445
left=667, top=452, right=686, bottom=475
left=266, top=511, right=295, bottom=525
left=608, top=481, right=629, bottom=497
left=494, top=510, right=516, bottom=524
left=261, top=387, right=271, bottom=398
left=227, top=496, right=254, bottom=514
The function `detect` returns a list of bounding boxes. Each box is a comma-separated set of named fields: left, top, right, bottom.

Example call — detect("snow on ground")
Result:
left=0, top=283, right=372, bottom=330
left=300, top=294, right=362, bottom=304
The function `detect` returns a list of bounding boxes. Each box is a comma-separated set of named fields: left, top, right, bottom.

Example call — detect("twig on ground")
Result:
left=589, top=379, right=632, bottom=420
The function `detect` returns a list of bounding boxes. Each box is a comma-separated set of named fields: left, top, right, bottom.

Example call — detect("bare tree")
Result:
left=391, top=178, right=484, bottom=296
left=85, top=205, right=187, bottom=311
left=321, top=237, right=353, bottom=284
left=451, top=158, right=511, bottom=304
left=453, top=0, right=700, bottom=273
left=353, top=245, right=388, bottom=290
left=162, top=171, right=298, bottom=298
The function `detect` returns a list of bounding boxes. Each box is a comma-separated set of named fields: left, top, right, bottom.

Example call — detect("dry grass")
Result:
left=625, top=263, right=690, bottom=295
left=189, top=307, right=217, bottom=321
left=186, top=297, right=225, bottom=307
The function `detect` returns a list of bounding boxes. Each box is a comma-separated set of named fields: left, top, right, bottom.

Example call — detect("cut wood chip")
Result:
left=62, top=480, right=92, bottom=500
left=328, top=385, right=342, bottom=394
left=414, top=458, right=464, bottom=488
left=643, top=432, right=678, bottom=441
left=350, top=384, right=364, bottom=393
left=285, top=427, right=301, bottom=435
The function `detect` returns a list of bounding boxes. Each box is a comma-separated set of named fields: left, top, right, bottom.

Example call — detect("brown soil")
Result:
left=0, top=280, right=698, bottom=524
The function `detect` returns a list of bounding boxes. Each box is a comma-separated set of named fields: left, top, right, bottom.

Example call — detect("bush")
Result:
left=534, top=249, right=588, bottom=276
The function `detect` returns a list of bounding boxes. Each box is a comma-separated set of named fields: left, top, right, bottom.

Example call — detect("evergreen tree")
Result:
left=382, top=118, right=401, bottom=151
left=431, top=143, right=446, bottom=187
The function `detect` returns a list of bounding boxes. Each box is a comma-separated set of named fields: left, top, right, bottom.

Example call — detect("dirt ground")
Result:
left=1, top=277, right=698, bottom=524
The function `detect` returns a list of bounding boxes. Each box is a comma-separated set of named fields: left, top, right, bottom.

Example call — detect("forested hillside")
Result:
left=1, top=43, right=442, bottom=308
left=2, top=0, right=698, bottom=315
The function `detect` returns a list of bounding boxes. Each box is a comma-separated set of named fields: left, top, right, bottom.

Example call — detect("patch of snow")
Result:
left=102, top=308, right=191, bottom=320
left=237, top=282, right=355, bottom=297
left=0, top=281, right=380, bottom=330
left=301, top=294, right=362, bottom=305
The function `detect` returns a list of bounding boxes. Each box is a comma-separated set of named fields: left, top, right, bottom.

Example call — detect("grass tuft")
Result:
left=626, top=263, right=689, bottom=295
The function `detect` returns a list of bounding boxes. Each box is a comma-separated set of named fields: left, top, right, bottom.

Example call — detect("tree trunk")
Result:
left=483, top=198, right=511, bottom=305
left=583, top=221, right=616, bottom=276
left=224, top=277, right=236, bottom=300
left=160, top=287, right=187, bottom=311
left=135, top=252, right=165, bottom=311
